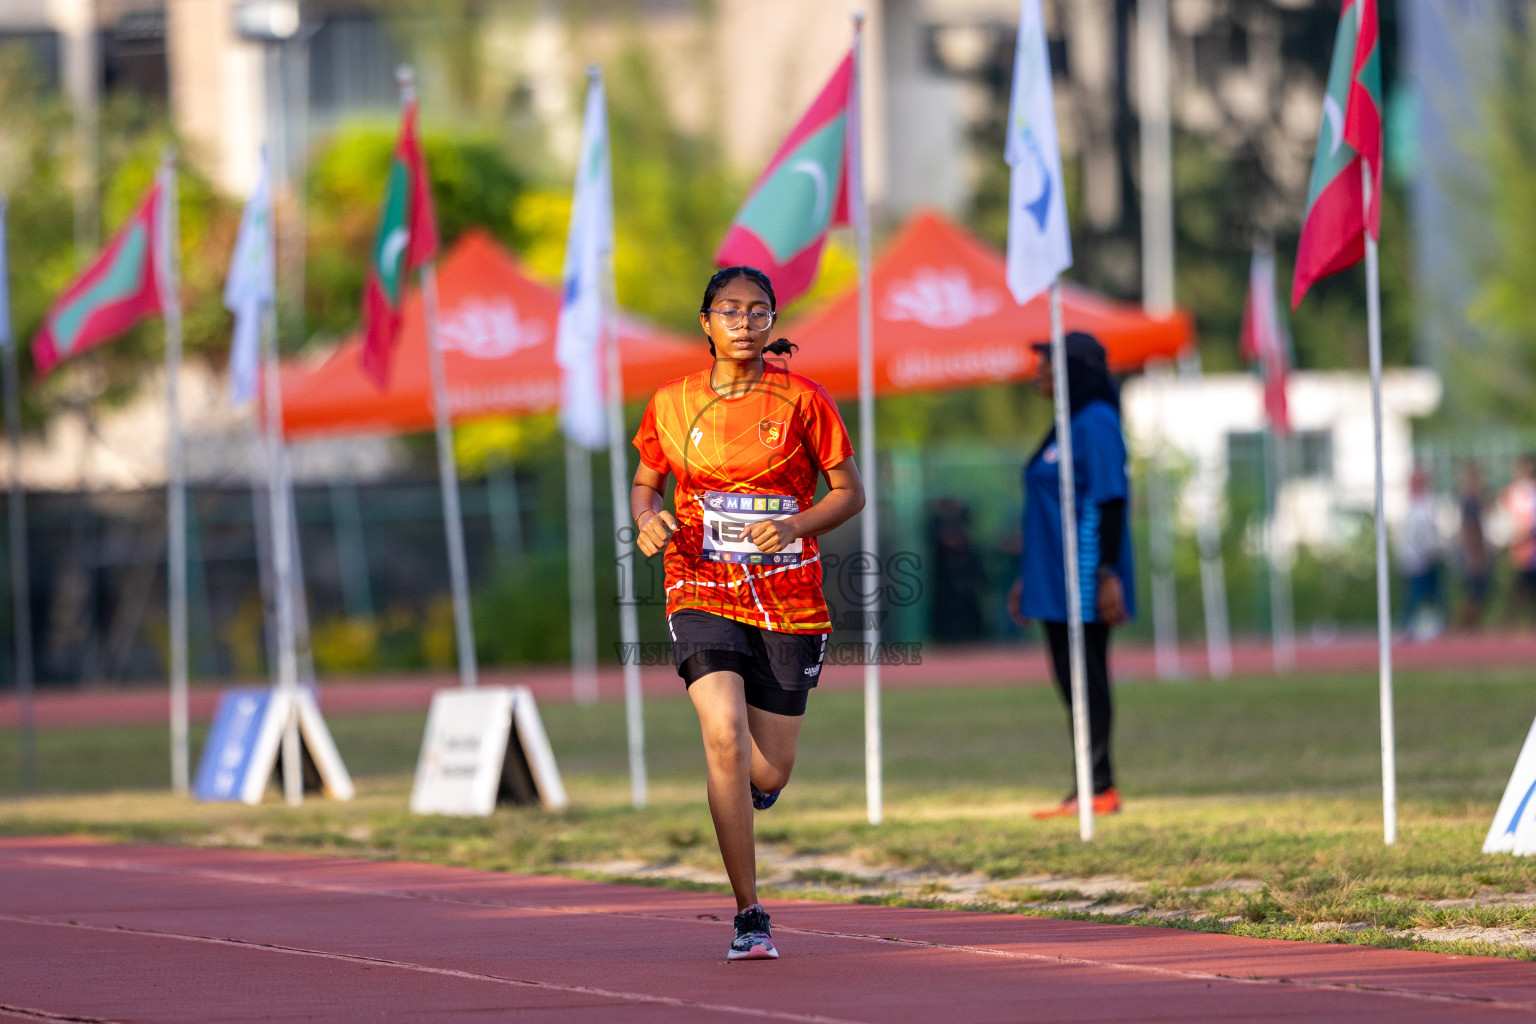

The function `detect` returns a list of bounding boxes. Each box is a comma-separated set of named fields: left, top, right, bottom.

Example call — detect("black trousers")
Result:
left=1041, top=621, right=1114, bottom=795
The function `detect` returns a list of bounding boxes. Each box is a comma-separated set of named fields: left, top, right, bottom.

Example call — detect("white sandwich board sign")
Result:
left=410, top=686, right=567, bottom=816
left=1484, top=715, right=1536, bottom=855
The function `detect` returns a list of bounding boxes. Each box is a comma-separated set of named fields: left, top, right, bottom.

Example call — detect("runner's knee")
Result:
left=700, top=717, right=750, bottom=768
left=754, top=761, right=793, bottom=793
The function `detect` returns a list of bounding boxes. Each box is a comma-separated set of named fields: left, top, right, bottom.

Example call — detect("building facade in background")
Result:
left=1122, top=369, right=1443, bottom=551
left=0, top=2, right=1354, bottom=243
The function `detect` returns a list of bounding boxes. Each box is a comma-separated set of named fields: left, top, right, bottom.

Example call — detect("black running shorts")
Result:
left=669, top=609, right=829, bottom=717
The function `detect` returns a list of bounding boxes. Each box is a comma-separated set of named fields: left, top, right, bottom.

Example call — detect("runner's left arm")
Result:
left=746, top=458, right=865, bottom=554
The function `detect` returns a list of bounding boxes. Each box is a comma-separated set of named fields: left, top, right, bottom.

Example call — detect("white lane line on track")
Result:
left=0, top=916, right=861, bottom=1024
left=7, top=852, right=1536, bottom=1016
left=784, top=924, right=1536, bottom=1015
left=0, top=1004, right=120, bottom=1023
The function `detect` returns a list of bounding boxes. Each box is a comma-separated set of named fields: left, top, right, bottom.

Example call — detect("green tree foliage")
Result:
left=0, top=43, right=237, bottom=426
left=605, top=44, right=741, bottom=335
left=1171, top=136, right=1415, bottom=375
left=1456, top=29, right=1536, bottom=427
left=0, top=50, right=76, bottom=375
left=304, top=125, right=530, bottom=344
left=969, top=129, right=1415, bottom=378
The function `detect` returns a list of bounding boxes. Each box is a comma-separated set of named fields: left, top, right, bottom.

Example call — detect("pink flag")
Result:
left=1240, top=247, right=1291, bottom=435
left=33, top=179, right=164, bottom=374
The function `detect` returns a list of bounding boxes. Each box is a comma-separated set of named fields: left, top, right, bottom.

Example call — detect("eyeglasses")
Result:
left=704, top=307, right=776, bottom=331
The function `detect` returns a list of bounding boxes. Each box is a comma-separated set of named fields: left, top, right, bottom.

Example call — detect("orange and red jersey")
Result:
left=633, top=362, right=855, bottom=633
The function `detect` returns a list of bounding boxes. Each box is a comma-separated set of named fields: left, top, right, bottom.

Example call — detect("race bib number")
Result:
left=700, top=491, right=804, bottom=566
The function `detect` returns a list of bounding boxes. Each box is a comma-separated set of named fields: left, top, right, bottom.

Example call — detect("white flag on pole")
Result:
left=1005, top=0, right=1072, bottom=305
left=556, top=76, right=613, bottom=451
left=224, top=150, right=274, bottom=406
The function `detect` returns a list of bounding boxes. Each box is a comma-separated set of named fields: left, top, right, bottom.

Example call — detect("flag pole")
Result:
left=160, top=150, right=190, bottom=795
left=267, top=303, right=303, bottom=807
left=585, top=66, right=648, bottom=808
left=1363, top=159, right=1396, bottom=845
left=565, top=441, right=598, bottom=702
left=0, top=197, right=36, bottom=791
left=247, top=427, right=281, bottom=676
left=256, top=164, right=304, bottom=807
left=261, top=33, right=304, bottom=803
left=1266, top=422, right=1296, bottom=673
left=604, top=275, right=647, bottom=812
left=422, top=258, right=477, bottom=691
left=1193, top=477, right=1231, bottom=678
left=1142, top=0, right=1231, bottom=681
left=281, top=448, right=317, bottom=688
left=1137, top=0, right=1180, bottom=681
left=398, top=68, right=477, bottom=690
left=1145, top=366, right=1180, bottom=679
left=1048, top=282, right=1095, bottom=841
left=850, top=12, right=883, bottom=827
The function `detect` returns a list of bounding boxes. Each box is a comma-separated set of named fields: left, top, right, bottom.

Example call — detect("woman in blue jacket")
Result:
left=1008, top=331, right=1135, bottom=818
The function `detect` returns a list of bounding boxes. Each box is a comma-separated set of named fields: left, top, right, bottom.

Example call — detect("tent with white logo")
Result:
left=779, top=212, right=1193, bottom=396
left=278, top=229, right=698, bottom=440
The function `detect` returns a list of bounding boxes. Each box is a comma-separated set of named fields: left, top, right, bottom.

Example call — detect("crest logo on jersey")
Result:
left=691, top=426, right=704, bottom=448
left=759, top=419, right=786, bottom=448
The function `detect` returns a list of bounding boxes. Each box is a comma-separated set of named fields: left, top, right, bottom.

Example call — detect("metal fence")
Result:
left=4, top=430, right=1526, bottom=688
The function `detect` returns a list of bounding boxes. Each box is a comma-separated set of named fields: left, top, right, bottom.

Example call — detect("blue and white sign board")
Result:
left=410, top=686, right=567, bottom=816
left=1484, top=714, right=1536, bottom=854
left=193, top=688, right=271, bottom=802
left=194, top=686, right=355, bottom=805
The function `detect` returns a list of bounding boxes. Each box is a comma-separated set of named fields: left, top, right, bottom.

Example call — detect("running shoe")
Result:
left=728, top=903, right=778, bottom=960
left=750, top=782, right=781, bottom=811
left=1031, top=787, right=1121, bottom=820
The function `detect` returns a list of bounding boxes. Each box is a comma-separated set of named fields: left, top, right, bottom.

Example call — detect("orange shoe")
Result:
left=1031, top=788, right=1120, bottom=819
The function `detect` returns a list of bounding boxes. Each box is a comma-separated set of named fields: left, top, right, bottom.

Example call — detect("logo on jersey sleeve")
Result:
left=691, top=426, right=704, bottom=448
left=759, top=419, right=786, bottom=448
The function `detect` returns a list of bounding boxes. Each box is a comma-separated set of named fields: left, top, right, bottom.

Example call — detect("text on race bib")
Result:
left=700, top=491, right=804, bottom=566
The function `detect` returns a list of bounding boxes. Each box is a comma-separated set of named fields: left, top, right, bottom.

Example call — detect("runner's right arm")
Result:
left=632, top=463, right=678, bottom=557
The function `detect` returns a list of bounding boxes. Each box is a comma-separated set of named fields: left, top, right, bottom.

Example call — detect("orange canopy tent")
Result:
left=278, top=230, right=702, bottom=440
left=777, top=212, right=1193, bottom=396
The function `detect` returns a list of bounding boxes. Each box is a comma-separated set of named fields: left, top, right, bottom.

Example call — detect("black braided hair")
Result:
left=700, top=266, right=798, bottom=357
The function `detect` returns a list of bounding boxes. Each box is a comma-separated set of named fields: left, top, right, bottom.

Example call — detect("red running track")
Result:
left=2, top=837, right=1534, bottom=1023
left=6, top=631, right=1536, bottom=731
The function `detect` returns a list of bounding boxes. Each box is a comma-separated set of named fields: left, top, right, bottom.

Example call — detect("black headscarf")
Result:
left=1031, top=331, right=1121, bottom=457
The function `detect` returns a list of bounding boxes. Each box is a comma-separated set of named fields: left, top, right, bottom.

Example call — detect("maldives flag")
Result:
left=33, top=179, right=164, bottom=374
left=1291, top=0, right=1381, bottom=309
left=361, top=98, right=439, bottom=388
left=715, top=51, right=853, bottom=306
left=1241, top=247, right=1293, bottom=435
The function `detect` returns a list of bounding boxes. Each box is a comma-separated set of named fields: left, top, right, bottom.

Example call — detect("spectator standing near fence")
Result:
left=1501, top=455, right=1536, bottom=628
left=1007, top=331, right=1134, bottom=819
left=1396, top=467, right=1445, bottom=640
left=1456, top=462, right=1491, bottom=631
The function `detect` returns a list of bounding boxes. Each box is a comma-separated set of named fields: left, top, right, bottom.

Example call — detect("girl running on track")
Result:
left=631, top=266, right=865, bottom=961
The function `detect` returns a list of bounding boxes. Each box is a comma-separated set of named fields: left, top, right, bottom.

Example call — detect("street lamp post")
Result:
left=233, top=0, right=302, bottom=43
left=234, top=0, right=312, bottom=805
